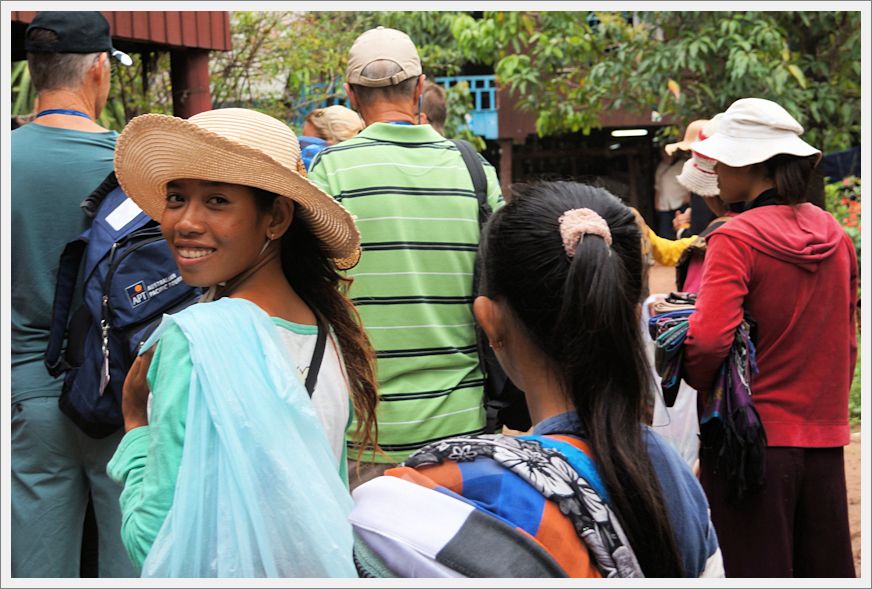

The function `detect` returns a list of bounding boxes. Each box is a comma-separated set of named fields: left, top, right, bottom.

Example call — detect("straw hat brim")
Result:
left=114, top=114, right=360, bottom=270
left=664, top=140, right=692, bottom=156
left=690, top=133, right=822, bottom=168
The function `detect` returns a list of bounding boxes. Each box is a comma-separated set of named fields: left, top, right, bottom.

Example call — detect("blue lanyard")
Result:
left=386, top=121, right=413, bottom=126
left=35, top=109, right=92, bottom=120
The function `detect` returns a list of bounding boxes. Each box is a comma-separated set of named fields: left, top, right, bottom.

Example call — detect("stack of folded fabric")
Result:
left=648, top=294, right=766, bottom=503
left=648, top=292, right=697, bottom=407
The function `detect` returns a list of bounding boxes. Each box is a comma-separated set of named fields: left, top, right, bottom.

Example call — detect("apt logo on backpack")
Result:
left=126, top=273, right=183, bottom=308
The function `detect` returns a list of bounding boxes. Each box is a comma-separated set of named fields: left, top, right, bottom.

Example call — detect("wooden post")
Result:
left=170, top=49, right=211, bottom=118
left=498, top=138, right=513, bottom=199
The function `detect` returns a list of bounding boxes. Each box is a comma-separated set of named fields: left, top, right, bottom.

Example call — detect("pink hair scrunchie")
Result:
left=558, top=208, right=613, bottom=258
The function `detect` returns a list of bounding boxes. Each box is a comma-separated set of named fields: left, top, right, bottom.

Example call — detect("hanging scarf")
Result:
left=648, top=296, right=766, bottom=503
left=406, top=434, right=644, bottom=578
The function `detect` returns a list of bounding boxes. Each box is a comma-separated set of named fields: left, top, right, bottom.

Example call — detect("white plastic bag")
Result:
left=642, top=294, right=700, bottom=469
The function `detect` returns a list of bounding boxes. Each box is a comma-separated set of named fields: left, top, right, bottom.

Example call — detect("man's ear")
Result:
left=91, top=52, right=109, bottom=81
left=345, top=83, right=359, bottom=112
left=414, top=74, right=426, bottom=102
left=473, top=295, right=503, bottom=345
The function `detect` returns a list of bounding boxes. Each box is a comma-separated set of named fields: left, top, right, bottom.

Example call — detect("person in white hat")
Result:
left=105, top=108, right=378, bottom=577
left=683, top=98, right=857, bottom=577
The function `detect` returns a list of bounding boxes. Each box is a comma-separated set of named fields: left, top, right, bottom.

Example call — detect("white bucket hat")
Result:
left=114, top=108, right=361, bottom=269
left=690, top=98, right=821, bottom=168
left=677, top=115, right=722, bottom=196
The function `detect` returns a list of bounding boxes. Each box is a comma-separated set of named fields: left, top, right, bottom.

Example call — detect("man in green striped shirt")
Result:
left=308, top=26, right=503, bottom=485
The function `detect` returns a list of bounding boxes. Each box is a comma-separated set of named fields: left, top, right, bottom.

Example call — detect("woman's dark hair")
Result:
left=254, top=190, right=378, bottom=457
left=763, top=153, right=819, bottom=204
left=478, top=181, right=683, bottom=577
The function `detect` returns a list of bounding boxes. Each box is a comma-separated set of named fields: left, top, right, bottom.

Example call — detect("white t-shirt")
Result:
left=655, top=159, right=691, bottom=211
left=274, top=319, right=350, bottom=463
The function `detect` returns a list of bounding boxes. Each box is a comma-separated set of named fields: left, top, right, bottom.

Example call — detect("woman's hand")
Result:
left=672, top=208, right=691, bottom=232
left=122, top=348, right=155, bottom=433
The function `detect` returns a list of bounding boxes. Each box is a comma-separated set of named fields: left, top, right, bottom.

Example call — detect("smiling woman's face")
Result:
left=160, top=179, right=270, bottom=288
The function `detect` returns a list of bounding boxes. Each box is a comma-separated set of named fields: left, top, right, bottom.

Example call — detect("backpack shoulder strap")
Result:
left=45, top=239, right=87, bottom=377
left=451, top=139, right=490, bottom=226
left=304, top=313, right=329, bottom=398
left=80, top=172, right=120, bottom=219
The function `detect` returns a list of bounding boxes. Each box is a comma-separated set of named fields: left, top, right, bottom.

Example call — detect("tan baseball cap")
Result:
left=346, top=26, right=422, bottom=87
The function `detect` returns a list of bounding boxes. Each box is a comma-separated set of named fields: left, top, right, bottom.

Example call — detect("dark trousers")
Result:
left=701, top=446, right=855, bottom=578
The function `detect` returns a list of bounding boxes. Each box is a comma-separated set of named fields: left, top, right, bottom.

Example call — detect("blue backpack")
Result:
left=45, top=173, right=200, bottom=438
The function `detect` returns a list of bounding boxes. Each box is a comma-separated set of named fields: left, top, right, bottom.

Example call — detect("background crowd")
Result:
left=8, top=10, right=862, bottom=582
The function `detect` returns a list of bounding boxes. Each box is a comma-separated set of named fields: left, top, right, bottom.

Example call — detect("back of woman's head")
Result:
left=479, top=181, right=683, bottom=577
left=480, top=181, right=645, bottom=401
left=763, top=153, right=819, bottom=204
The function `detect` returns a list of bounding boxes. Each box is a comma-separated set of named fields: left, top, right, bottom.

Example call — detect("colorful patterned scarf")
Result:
left=406, top=434, right=644, bottom=578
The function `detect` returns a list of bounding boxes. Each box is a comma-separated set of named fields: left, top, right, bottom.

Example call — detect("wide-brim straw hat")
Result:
left=690, top=98, right=821, bottom=168
left=114, top=108, right=361, bottom=269
left=665, top=119, right=708, bottom=156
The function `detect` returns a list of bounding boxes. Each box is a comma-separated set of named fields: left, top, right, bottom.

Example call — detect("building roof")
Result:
left=11, top=11, right=231, bottom=60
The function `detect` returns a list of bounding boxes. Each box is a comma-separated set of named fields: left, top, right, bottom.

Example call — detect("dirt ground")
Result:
left=648, top=262, right=862, bottom=575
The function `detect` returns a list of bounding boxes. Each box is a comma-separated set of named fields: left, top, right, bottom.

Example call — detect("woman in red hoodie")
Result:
left=683, top=98, right=858, bottom=578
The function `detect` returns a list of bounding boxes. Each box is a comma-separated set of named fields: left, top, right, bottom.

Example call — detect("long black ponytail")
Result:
left=478, top=181, right=684, bottom=577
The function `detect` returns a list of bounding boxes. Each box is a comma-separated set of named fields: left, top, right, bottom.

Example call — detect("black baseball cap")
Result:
left=25, top=11, right=132, bottom=66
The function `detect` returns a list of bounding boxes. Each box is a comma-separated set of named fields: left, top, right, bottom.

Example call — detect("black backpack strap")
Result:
left=304, top=313, right=329, bottom=397
left=80, top=171, right=119, bottom=219
left=45, top=239, right=87, bottom=377
left=451, top=139, right=491, bottom=227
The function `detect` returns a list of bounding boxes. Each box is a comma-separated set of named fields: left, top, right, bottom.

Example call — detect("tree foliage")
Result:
left=11, top=11, right=475, bottom=133
left=452, top=11, right=861, bottom=152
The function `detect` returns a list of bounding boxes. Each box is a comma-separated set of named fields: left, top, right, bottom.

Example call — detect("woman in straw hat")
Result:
left=683, top=98, right=857, bottom=577
left=106, top=108, right=378, bottom=577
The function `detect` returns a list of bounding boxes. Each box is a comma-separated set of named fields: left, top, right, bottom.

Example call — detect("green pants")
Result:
left=11, top=397, right=138, bottom=577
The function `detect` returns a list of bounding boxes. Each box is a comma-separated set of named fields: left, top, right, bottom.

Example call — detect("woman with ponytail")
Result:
left=349, top=181, right=722, bottom=578
left=106, top=108, right=378, bottom=577
left=684, top=98, right=858, bottom=577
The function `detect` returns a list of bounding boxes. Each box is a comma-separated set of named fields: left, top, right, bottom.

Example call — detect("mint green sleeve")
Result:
left=307, top=155, right=331, bottom=194
left=483, top=160, right=505, bottom=212
left=106, top=323, right=192, bottom=568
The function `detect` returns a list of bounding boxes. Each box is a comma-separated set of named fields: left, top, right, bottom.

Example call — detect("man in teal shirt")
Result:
left=11, top=12, right=136, bottom=577
left=309, top=27, right=503, bottom=487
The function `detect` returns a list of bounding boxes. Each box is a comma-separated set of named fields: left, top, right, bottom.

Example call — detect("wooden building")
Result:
left=493, top=86, right=670, bottom=220
left=11, top=11, right=232, bottom=118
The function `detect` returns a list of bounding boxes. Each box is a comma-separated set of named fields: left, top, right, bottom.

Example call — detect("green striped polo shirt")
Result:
left=309, top=123, right=503, bottom=463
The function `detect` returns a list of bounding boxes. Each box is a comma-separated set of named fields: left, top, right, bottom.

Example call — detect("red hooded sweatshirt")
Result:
left=684, top=202, right=858, bottom=447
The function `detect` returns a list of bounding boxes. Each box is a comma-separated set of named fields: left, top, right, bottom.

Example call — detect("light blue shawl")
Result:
left=140, top=297, right=356, bottom=577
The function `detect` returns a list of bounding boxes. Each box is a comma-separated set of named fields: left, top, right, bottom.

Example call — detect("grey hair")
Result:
left=26, top=28, right=105, bottom=92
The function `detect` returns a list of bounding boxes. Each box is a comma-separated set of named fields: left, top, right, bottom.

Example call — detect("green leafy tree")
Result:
left=12, top=11, right=484, bottom=139
left=453, top=11, right=860, bottom=152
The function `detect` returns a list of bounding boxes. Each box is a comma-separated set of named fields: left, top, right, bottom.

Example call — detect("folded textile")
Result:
left=648, top=304, right=766, bottom=503
left=349, top=473, right=568, bottom=578
left=350, top=434, right=644, bottom=578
